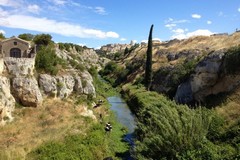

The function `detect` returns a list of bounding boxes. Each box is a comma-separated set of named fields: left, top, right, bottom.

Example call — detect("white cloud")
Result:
left=174, top=20, right=189, bottom=23
left=238, top=8, right=240, bottom=12
left=77, top=43, right=86, bottom=46
left=207, top=20, right=212, bottom=24
left=165, top=23, right=176, bottom=29
left=0, top=14, right=119, bottom=39
left=0, top=29, right=5, bottom=34
left=141, top=40, right=147, bottom=43
left=0, top=0, right=23, bottom=7
left=173, top=28, right=185, bottom=34
left=94, top=7, right=107, bottom=15
left=27, top=4, right=40, bottom=14
left=50, top=0, right=67, bottom=5
left=120, top=38, right=127, bottom=41
left=191, top=14, right=201, bottom=19
left=172, top=29, right=214, bottom=39
left=153, top=38, right=161, bottom=42
left=132, top=40, right=137, bottom=44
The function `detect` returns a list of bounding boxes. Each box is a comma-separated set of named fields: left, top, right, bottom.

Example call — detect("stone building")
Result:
left=0, top=37, right=36, bottom=58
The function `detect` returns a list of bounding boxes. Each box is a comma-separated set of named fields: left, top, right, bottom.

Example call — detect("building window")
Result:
left=14, top=42, right=17, bottom=45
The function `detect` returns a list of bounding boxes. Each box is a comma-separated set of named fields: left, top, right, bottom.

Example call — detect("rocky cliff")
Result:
left=0, top=45, right=98, bottom=125
left=101, top=31, right=240, bottom=105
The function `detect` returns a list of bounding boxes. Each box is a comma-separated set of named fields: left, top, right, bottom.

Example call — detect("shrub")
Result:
left=123, top=85, right=213, bottom=159
left=18, top=33, right=35, bottom=41
left=33, top=34, right=53, bottom=46
left=35, top=46, right=67, bottom=75
left=223, top=45, right=240, bottom=74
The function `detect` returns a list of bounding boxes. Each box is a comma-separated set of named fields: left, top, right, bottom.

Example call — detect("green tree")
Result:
left=33, top=34, right=53, bottom=46
left=124, top=47, right=129, bottom=55
left=18, top=33, right=35, bottom=41
left=145, top=24, right=154, bottom=90
left=0, top=33, right=6, bottom=39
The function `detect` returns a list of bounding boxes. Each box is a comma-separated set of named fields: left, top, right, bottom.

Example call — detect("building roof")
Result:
left=0, top=37, right=30, bottom=45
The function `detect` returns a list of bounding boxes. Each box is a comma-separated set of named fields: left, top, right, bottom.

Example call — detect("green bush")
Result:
left=122, top=85, right=240, bottom=159
left=18, top=33, right=34, bottom=41
left=123, top=85, right=212, bottom=159
left=153, top=58, right=199, bottom=97
left=223, top=45, right=240, bottom=74
left=35, top=46, right=67, bottom=75
left=33, top=34, right=53, bottom=46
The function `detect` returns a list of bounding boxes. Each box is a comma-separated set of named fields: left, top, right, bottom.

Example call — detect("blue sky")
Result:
left=0, top=0, right=240, bottom=48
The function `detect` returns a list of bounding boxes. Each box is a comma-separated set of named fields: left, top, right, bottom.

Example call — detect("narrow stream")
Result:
left=107, top=96, right=136, bottom=158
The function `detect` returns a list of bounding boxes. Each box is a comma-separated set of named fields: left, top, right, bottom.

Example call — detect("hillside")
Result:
left=100, top=31, right=240, bottom=103
left=0, top=35, right=128, bottom=159
left=99, top=31, right=240, bottom=159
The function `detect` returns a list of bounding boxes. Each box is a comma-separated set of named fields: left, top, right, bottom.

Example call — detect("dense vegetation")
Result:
left=123, top=85, right=239, bottom=159
left=223, top=45, right=240, bottom=74
left=28, top=64, right=130, bottom=159
left=29, top=116, right=129, bottom=160
left=18, top=33, right=35, bottom=41
left=34, top=34, right=67, bottom=75
left=145, top=24, right=153, bottom=91
left=58, top=42, right=87, bottom=52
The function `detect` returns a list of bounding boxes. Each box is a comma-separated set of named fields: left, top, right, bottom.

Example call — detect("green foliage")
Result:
left=88, top=66, right=98, bottom=79
left=99, top=61, right=127, bottom=87
left=35, top=46, right=67, bottom=75
left=153, top=58, right=199, bottom=97
left=122, top=85, right=240, bottom=159
left=0, top=33, right=6, bottom=39
left=145, top=24, right=153, bottom=90
left=223, top=45, right=240, bottom=74
left=124, top=47, right=129, bottom=55
left=123, top=85, right=212, bottom=159
left=18, top=33, right=35, bottom=41
left=129, top=43, right=140, bottom=53
left=33, top=34, right=53, bottom=46
left=30, top=117, right=129, bottom=160
left=58, top=43, right=85, bottom=52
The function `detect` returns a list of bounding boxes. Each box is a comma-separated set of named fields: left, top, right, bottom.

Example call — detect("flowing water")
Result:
left=107, top=96, right=136, bottom=158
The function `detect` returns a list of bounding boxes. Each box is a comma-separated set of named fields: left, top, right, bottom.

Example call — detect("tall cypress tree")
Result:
left=145, top=24, right=154, bottom=90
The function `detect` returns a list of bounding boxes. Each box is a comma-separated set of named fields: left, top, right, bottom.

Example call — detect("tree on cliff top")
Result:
left=18, top=33, right=35, bottom=41
left=145, top=24, right=154, bottom=90
left=33, top=34, right=53, bottom=46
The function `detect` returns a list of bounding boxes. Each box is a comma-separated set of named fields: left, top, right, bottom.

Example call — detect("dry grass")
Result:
left=215, top=84, right=240, bottom=125
left=0, top=98, right=101, bottom=160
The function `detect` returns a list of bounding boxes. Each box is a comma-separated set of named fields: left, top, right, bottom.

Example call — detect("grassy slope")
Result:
left=0, top=77, right=128, bottom=160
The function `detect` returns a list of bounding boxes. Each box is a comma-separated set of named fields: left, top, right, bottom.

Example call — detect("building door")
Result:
left=10, top=48, right=21, bottom=58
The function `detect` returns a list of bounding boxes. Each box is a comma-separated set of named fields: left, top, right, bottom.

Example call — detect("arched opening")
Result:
left=10, top=48, right=21, bottom=58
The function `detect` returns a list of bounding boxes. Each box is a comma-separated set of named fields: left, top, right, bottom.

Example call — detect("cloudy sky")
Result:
left=0, top=0, right=240, bottom=48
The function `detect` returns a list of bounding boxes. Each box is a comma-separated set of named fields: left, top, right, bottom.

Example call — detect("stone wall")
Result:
left=1, top=37, right=30, bottom=58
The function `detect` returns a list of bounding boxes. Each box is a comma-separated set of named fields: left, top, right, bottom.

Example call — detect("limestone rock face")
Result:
left=174, top=80, right=193, bottom=104
left=174, top=50, right=240, bottom=104
left=4, top=57, right=35, bottom=76
left=0, top=58, right=4, bottom=74
left=39, top=71, right=96, bottom=99
left=55, top=75, right=75, bottom=99
left=12, top=77, right=42, bottom=107
left=0, top=76, right=15, bottom=125
left=80, top=71, right=96, bottom=96
left=39, top=74, right=57, bottom=97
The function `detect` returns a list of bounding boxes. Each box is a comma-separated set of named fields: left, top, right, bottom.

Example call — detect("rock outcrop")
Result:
left=39, top=70, right=96, bottom=99
left=4, top=57, right=35, bottom=77
left=4, top=57, right=43, bottom=107
left=12, top=77, right=42, bottom=107
left=175, top=49, right=240, bottom=104
left=0, top=76, right=15, bottom=125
